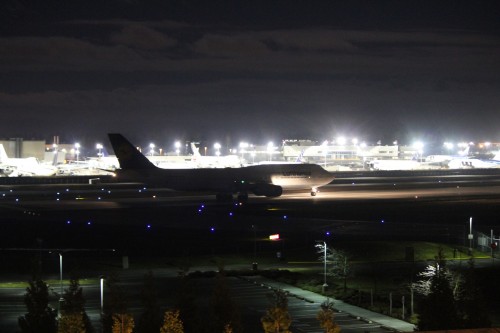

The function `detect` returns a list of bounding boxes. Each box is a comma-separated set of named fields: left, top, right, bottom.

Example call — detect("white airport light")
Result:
left=174, top=141, right=181, bottom=155
left=444, top=142, right=454, bottom=150
left=267, top=142, right=274, bottom=161
left=337, top=136, right=347, bottom=145
left=96, top=143, right=103, bottom=157
left=239, top=142, right=249, bottom=158
left=74, top=143, right=81, bottom=161
left=149, top=143, right=155, bottom=156
left=413, top=141, right=424, bottom=162
left=352, top=138, right=359, bottom=145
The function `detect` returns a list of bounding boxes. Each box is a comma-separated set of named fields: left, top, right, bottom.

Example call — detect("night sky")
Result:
left=1, top=0, right=499, bottom=149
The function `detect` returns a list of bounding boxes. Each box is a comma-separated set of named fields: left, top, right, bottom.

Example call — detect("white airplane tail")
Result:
left=295, top=149, right=305, bottom=163
left=190, top=142, right=201, bottom=157
left=0, top=144, right=9, bottom=163
left=493, top=152, right=500, bottom=161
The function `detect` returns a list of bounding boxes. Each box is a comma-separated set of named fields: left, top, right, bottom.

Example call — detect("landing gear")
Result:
left=311, top=188, right=318, bottom=196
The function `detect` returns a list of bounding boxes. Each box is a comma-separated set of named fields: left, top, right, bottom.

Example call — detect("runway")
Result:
left=1, top=172, right=500, bottom=210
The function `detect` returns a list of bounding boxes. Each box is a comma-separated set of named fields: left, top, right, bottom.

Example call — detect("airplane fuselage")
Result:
left=116, top=163, right=333, bottom=193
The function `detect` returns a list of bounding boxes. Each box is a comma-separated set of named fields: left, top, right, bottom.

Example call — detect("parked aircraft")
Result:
left=190, top=143, right=242, bottom=168
left=108, top=133, right=335, bottom=200
left=367, top=159, right=421, bottom=171
left=447, top=153, right=500, bottom=169
left=0, top=144, right=57, bottom=176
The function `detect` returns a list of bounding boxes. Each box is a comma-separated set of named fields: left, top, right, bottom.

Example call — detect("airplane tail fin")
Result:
left=108, top=134, right=157, bottom=170
left=295, top=149, right=305, bottom=163
left=190, top=142, right=201, bottom=157
left=0, top=144, right=8, bottom=163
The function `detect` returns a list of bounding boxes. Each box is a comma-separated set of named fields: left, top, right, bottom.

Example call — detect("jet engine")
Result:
left=251, top=183, right=283, bottom=197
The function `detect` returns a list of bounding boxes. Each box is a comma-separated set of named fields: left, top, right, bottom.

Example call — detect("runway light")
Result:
left=87, top=221, right=92, bottom=225
left=283, top=215, right=287, bottom=220
left=210, top=227, right=215, bottom=232
left=381, top=220, right=385, bottom=224
left=229, top=212, right=233, bottom=217
left=146, top=224, right=151, bottom=229
left=67, top=221, right=71, bottom=224
left=326, top=231, right=331, bottom=236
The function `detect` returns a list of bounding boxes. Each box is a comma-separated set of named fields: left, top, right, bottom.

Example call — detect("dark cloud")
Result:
left=0, top=1, right=499, bottom=146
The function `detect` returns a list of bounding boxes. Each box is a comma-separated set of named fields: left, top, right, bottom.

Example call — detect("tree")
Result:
left=102, top=273, right=129, bottom=333
left=456, top=259, right=491, bottom=328
left=61, top=275, right=93, bottom=333
left=58, top=313, right=86, bottom=333
left=416, top=248, right=460, bottom=330
left=317, top=299, right=341, bottom=333
left=261, top=289, right=292, bottom=333
left=210, top=272, right=242, bottom=333
left=18, top=278, right=58, bottom=333
left=111, top=313, right=134, bottom=333
left=160, top=310, right=184, bottom=333
left=315, top=242, right=352, bottom=292
left=175, top=276, right=198, bottom=333
left=136, top=271, right=161, bottom=333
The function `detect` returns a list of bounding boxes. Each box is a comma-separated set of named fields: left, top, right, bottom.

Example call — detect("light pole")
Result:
left=175, top=141, right=181, bottom=155
left=96, top=143, right=103, bottom=157
left=322, top=140, right=328, bottom=167
left=267, top=142, right=274, bottom=161
left=58, top=253, right=64, bottom=317
left=252, top=225, right=258, bottom=270
left=468, top=217, right=473, bottom=254
left=322, top=241, right=328, bottom=293
left=74, top=143, right=80, bottom=162
left=100, top=276, right=105, bottom=316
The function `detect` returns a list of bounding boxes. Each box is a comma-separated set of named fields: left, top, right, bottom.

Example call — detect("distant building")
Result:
left=0, top=138, right=46, bottom=160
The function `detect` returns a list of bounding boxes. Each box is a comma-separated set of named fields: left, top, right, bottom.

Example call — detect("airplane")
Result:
left=108, top=133, right=335, bottom=200
left=190, top=142, right=242, bottom=168
left=447, top=152, right=500, bottom=169
left=0, top=144, right=57, bottom=176
left=367, top=159, right=422, bottom=171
